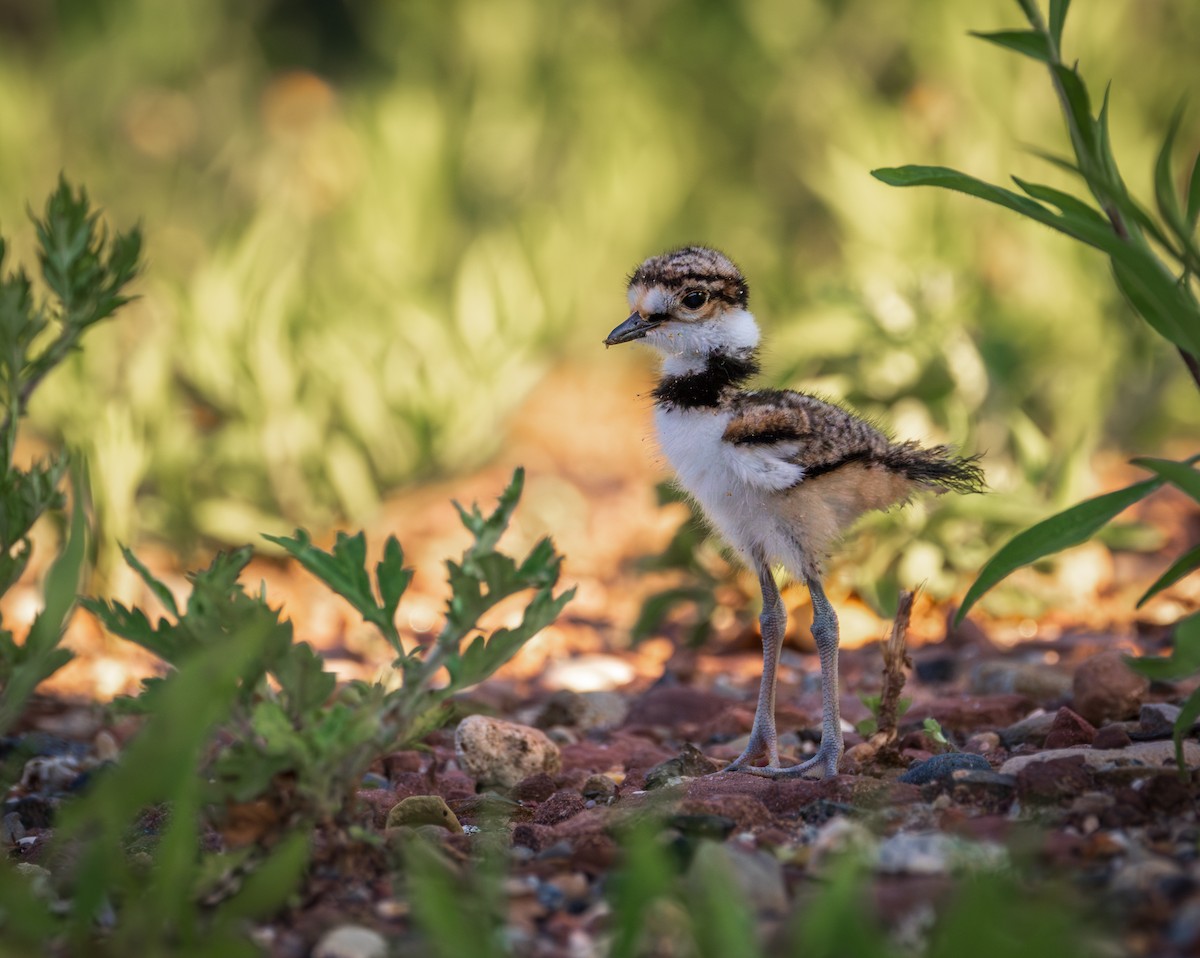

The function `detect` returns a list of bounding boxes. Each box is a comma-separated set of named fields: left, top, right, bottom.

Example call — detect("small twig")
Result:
left=873, top=590, right=915, bottom=759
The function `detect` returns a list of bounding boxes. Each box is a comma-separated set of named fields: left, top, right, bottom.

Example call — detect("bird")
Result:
left=605, top=246, right=984, bottom=778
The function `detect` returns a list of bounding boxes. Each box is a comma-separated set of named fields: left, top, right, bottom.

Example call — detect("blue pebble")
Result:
left=898, top=752, right=991, bottom=785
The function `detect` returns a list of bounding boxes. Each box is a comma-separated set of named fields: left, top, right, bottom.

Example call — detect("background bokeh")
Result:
left=0, top=0, right=1196, bottom=611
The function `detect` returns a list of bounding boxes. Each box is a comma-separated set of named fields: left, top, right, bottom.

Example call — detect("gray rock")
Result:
left=875, top=831, right=1007, bottom=875
left=998, top=710, right=1056, bottom=749
left=1, top=812, right=26, bottom=844
left=971, top=660, right=1072, bottom=702
left=898, top=752, right=991, bottom=785
left=999, top=739, right=1200, bottom=775
left=688, top=841, right=787, bottom=917
left=454, top=715, right=561, bottom=789
left=964, top=732, right=1001, bottom=754
left=1134, top=702, right=1183, bottom=739
left=535, top=689, right=629, bottom=731
left=312, top=925, right=388, bottom=958
left=1109, top=857, right=1185, bottom=898
left=808, top=817, right=877, bottom=874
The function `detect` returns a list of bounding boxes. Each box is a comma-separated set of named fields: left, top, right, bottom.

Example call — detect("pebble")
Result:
left=1134, top=702, right=1184, bottom=739
left=535, top=690, right=629, bottom=731
left=454, top=716, right=561, bottom=789
left=875, top=831, right=1007, bottom=876
left=385, top=796, right=463, bottom=833
left=898, top=752, right=990, bottom=785
left=808, top=817, right=877, bottom=873
left=964, top=732, right=1000, bottom=754
left=1109, top=857, right=1187, bottom=898
left=1073, top=650, right=1149, bottom=725
left=688, top=841, right=787, bottom=918
left=1042, top=707, right=1096, bottom=749
left=644, top=744, right=718, bottom=790
left=1, top=812, right=26, bottom=844
left=312, top=925, right=388, bottom=958
left=999, top=739, right=1200, bottom=775
left=1092, top=724, right=1134, bottom=750
left=580, top=774, right=619, bottom=803
left=998, top=710, right=1056, bottom=749
left=970, top=660, right=1072, bottom=702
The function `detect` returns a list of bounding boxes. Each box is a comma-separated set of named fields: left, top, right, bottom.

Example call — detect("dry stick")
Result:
left=873, top=589, right=914, bottom=761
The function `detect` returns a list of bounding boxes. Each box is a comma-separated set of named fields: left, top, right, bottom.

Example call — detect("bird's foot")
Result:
left=723, top=730, right=780, bottom=773
left=730, top=742, right=842, bottom=780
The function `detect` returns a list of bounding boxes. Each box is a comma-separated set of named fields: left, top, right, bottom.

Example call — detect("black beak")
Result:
left=605, top=312, right=663, bottom=346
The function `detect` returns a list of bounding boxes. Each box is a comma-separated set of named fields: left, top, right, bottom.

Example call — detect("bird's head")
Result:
left=606, top=246, right=759, bottom=370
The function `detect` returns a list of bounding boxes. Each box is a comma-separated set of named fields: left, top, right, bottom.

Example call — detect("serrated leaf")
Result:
left=970, top=30, right=1051, bottom=63
left=957, top=476, right=1161, bottom=621
left=376, top=536, right=412, bottom=618
left=1133, top=457, right=1200, bottom=504
left=118, top=542, right=179, bottom=617
left=272, top=642, right=337, bottom=719
left=455, top=466, right=524, bottom=560
left=1137, top=543, right=1200, bottom=608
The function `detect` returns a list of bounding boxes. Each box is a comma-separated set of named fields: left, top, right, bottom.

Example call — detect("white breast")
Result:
left=654, top=406, right=806, bottom=568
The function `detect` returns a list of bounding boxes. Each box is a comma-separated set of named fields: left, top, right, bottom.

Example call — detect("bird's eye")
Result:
left=681, top=290, right=708, bottom=310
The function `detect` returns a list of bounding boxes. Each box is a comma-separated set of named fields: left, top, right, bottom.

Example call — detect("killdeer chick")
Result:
left=606, top=246, right=983, bottom=778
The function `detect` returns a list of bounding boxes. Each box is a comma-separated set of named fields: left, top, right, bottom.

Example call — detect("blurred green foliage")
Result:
left=0, top=1, right=1196, bottom=600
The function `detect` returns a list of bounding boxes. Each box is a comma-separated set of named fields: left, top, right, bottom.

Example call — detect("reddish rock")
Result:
left=679, top=794, right=774, bottom=831
left=512, top=822, right=555, bottom=852
left=1092, top=723, right=1133, bottom=750
left=1016, top=755, right=1095, bottom=804
left=922, top=694, right=1034, bottom=732
left=569, top=831, right=618, bottom=873
left=1141, top=773, right=1194, bottom=815
left=1042, top=707, right=1096, bottom=750
left=512, top=773, right=557, bottom=804
left=624, top=687, right=738, bottom=731
left=383, top=750, right=425, bottom=776
left=355, top=788, right=400, bottom=828
left=559, top=732, right=674, bottom=776
left=1072, top=650, right=1149, bottom=726
left=533, top=790, right=587, bottom=826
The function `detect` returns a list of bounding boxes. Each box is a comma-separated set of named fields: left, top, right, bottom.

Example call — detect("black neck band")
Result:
left=652, top=352, right=759, bottom=408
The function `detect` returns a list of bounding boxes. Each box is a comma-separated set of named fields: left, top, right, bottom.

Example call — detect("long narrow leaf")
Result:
left=970, top=30, right=1051, bottom=63
left=1048, top=0, right=1071, bottom=50
left=1154, top=106, right=1200, bottom=268
left=1051, top=64, right=1098, bottom=161
left=1188, top=151, right=1200, bottom=228
left=1174, top=683, right=1200, bottom=777
left=1133, top=457, right=1200, bottom=504
left=1137, top=543, right=1200, bottom=608
left=957, top=477, right=1161, bottom=621
left=1125, top=613, right=1200, bottom=680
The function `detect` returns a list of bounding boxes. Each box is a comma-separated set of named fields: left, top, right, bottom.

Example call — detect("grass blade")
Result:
left=957, top=477, right=1161, bottom=621
left=1137, top=543, right=1200, bottom=608
left=1133, top=457, right=1200, bottom=503
left=970, top=30, right=1051, bottom=63
left=1049, top=0, right=1071, bottom=50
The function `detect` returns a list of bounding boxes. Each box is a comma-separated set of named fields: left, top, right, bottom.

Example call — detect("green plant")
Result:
left=874, top=0, right=1200, bottom=739
left=85, top=467, right=573, bottom=819
left=873, top=0, right=1199, bottom=614
left=0, top=178, right=140, bottom=733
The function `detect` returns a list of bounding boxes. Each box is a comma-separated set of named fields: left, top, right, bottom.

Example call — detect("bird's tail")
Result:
left=883, top=443, right=986, bottom=495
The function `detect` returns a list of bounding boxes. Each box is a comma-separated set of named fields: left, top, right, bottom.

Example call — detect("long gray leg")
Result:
left=724, top=560, right=785, bottom=771
left=734, top=576, right=843, bottom=779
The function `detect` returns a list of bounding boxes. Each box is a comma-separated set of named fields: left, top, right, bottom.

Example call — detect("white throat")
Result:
left=653, top=308, right=761, bottom=376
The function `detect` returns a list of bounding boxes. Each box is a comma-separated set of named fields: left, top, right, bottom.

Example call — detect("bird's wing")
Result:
left=722, top=390, right=891, bottom=477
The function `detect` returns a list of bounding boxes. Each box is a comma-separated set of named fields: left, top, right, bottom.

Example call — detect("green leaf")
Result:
left=1110, top=257, right=1200, bottom=357
left=454, top=466, right=525, bottom=562
left=214, top=833, right=309, bottom=925
left=118, top=542, right=179, bottom=617
left=272, top=641, right=337, bottom=720
left=1125, top=613, right=1200, bottom=681
left=1153, top=105, right=1200, bottom=269
left=0, top=480, right=85, bottom=735
left=1012, top=177, right=1107, bottom=225
left=1137, top=543, right=1200, bottom=608
left=1187, top=150, right=1200, bottom=228
left=970, top=30, right=1051, bottom=63
left=957, top=476, right=1161, bottom=622
left=1051, top=63, right=1098, bottom=161
left=1132, top=457, right=1200, bottom=504
left=1173, top=682, right=1200, bottom=778
left=1049, top=0, right=1071, bottom=50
